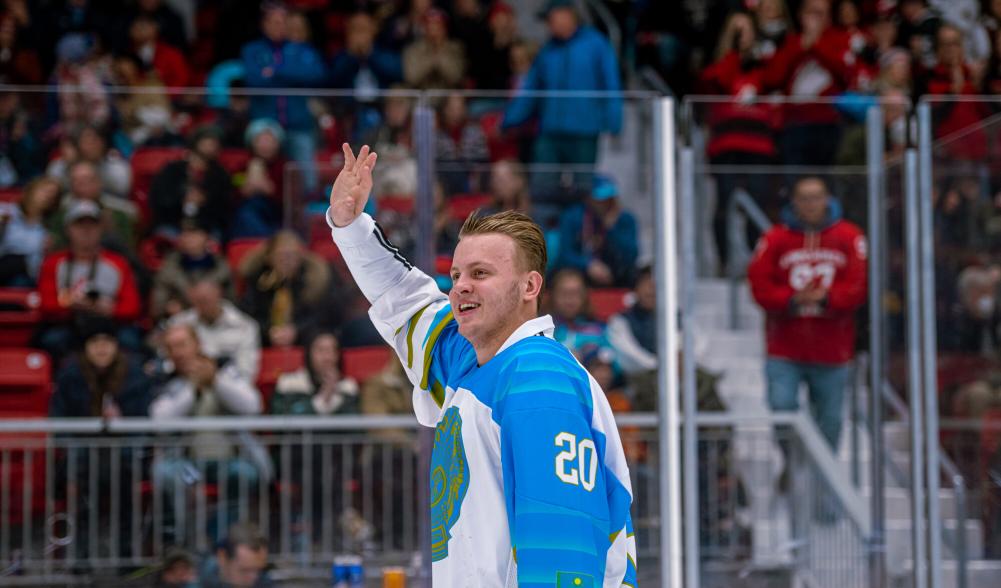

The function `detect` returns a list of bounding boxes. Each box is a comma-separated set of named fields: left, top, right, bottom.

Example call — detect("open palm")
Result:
left=329, top=143, right=378, bottom=228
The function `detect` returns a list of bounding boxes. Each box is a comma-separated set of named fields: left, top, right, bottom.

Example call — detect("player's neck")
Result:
left=471, top=310, right=538, bottom=366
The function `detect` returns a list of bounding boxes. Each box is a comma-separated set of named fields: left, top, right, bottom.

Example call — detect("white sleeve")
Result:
left=329, top=209, right=460, bottom=419
left=213, top=365, right=262, bottom=415
left=607, top=314, right=658, bottom=373
left=235, top=318, right=261, bottom=381
left=150, top=379, right=196, bottom=419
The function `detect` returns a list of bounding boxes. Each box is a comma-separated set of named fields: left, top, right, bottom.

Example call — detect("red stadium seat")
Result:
left=435, top=255, right=453, bottom=276
left=448, top=193, right=491, bottom=222
left=257, top=346, right=305, bottom=411
left=227, top=238, right=266, bottom=295
left=129, top=147, right=186, bottom=225
left=138, top=234, right=177, bottom=274
left=218, top=148, right=251, bottom=175
left=0, top=187, right=21, bottom=203
left=130, top=147, right=186, bottom=194
left=0, top=348, right=55, bottom=523
left=342, top=346, right=395, bottom=383
left=379, top=194, right=415, bottom=215
left=479, top=111, right=520, bottom=161
left=0, top=289, right=42, bottom=347
left=0, top=349, right=52, bottom=415
left=589, top=288, right=631, bottom=322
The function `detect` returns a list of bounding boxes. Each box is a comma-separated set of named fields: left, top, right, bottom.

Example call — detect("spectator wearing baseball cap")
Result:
left=35, top=199, right=143, bottom=361
left=49, top=159, right=139, bottom=252
left=551, top=173, right=638, bottom=287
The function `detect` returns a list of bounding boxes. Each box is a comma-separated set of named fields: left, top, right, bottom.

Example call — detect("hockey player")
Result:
left=327, top=144, right=637, bottom=587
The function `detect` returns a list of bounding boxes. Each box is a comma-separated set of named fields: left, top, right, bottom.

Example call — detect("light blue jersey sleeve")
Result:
left=496, top=340, right=633, bottom=587
left=329, top=211, right=471, bottom=423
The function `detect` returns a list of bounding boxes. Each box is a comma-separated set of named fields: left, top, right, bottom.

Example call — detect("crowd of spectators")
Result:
left=0, top=0, right=651, bottom=434
left=7, top=0, right=1001, bottom=569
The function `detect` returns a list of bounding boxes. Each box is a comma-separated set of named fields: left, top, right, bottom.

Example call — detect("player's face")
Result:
left=450, top=233, right=526, bottom=347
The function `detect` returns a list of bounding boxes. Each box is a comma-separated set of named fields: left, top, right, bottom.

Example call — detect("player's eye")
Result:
left=451, top=272, right=460, bottom=281
left=474, top=269, right=487, bottom=278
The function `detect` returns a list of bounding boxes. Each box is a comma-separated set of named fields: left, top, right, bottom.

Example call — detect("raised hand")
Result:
left=329, top=143, right=378, bottom=228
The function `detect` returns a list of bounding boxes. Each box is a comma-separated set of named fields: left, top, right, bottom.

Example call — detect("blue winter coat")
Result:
left=241, top=39, right=327, bottom=131
left=329, top=49, right=403, bottom=91
left=502, top=26, right=623, bottom=137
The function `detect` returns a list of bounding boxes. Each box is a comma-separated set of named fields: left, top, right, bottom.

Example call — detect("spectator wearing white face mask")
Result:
left=941, top=265, right=1001, bottom=354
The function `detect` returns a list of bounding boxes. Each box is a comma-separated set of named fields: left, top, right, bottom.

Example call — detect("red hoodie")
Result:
left=762, top=28, right=854, bottom=125
left=747, top=205, right=867, bottom=365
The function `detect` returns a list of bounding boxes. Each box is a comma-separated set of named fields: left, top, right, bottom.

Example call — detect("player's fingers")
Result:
left=363, top=152, right=378, bottom=172
left=342, top=143, right=356, bottom=171
left=357, top=145, right=370, bottom=167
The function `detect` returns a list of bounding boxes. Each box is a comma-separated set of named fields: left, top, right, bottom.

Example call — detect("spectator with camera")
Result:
left=36, top=200, right=143, bottom=361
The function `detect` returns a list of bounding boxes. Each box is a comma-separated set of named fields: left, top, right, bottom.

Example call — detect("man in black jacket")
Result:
left=149, top=127, right=232, bottom=239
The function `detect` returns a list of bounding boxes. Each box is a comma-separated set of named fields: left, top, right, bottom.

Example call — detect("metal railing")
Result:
left=725, top=188, right=773, bottom=330
left=0, top=411, right=873, bottom=586
left=878, top=380, right=969, bottom=588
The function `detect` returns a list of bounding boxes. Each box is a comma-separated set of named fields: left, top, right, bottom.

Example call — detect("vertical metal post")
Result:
left=917, top=102, right=942, bottom=588
left=850, top=359, right=861, bottom=488
left=903, top=147, right=927, bottom=588
left=679, top=146, right=700, bottom=588
left=865, top=104, right=887, bottom=588
left=653, top=97, right=683, bottom=588
left=413, top=99, right=436, bottom=587
left=727, top=196, right=741, bottom=330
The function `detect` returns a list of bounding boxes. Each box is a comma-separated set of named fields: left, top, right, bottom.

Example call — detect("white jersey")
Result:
left=330, top=212, right=638, bottom=587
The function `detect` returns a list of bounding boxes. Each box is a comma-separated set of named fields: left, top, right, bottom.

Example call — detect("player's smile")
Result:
left=456, top=302, right=481, bottom=316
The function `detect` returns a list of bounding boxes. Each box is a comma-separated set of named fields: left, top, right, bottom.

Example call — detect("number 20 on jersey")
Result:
left=555, top=432, right=598, bottom=491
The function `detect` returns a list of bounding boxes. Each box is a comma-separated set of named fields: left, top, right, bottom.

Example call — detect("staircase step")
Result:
left=885, top=518, right=984, bottom=569
left=893, top=559, right=1001, bottom=588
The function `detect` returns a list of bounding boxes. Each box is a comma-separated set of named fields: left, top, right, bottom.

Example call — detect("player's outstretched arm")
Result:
left=327, top=144, right=460, bottom=422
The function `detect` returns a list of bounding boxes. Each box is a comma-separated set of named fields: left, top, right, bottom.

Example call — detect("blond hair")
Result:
left=459, top=210, right=547, bottom=278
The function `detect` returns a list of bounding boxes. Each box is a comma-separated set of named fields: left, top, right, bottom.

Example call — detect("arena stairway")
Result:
left=691, top=277, right=1001, bottom=588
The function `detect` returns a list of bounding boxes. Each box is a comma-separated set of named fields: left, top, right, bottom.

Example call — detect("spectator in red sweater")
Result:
left=35, top=200, right=143, bottom=361
left=700, top=11, right=778, bottom=272
left=763, top=0, right=854, bottom=167
left=129, top=14, right=188, bottom=89
left=748, top=176, right=867, bottom=451
left=924, top=23, right=991, bottom=161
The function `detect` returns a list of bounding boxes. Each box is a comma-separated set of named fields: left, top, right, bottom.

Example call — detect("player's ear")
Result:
left=524, top=271, right=543, bottom=303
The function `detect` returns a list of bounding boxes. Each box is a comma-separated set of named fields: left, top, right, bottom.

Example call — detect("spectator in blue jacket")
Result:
left=501, top=0, right=622, bottom=221
left=241, top=2, right=326, bottom=195
left=329, top=11, right=403, bottom=139
left=553, top=174, right=638, bottom=287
